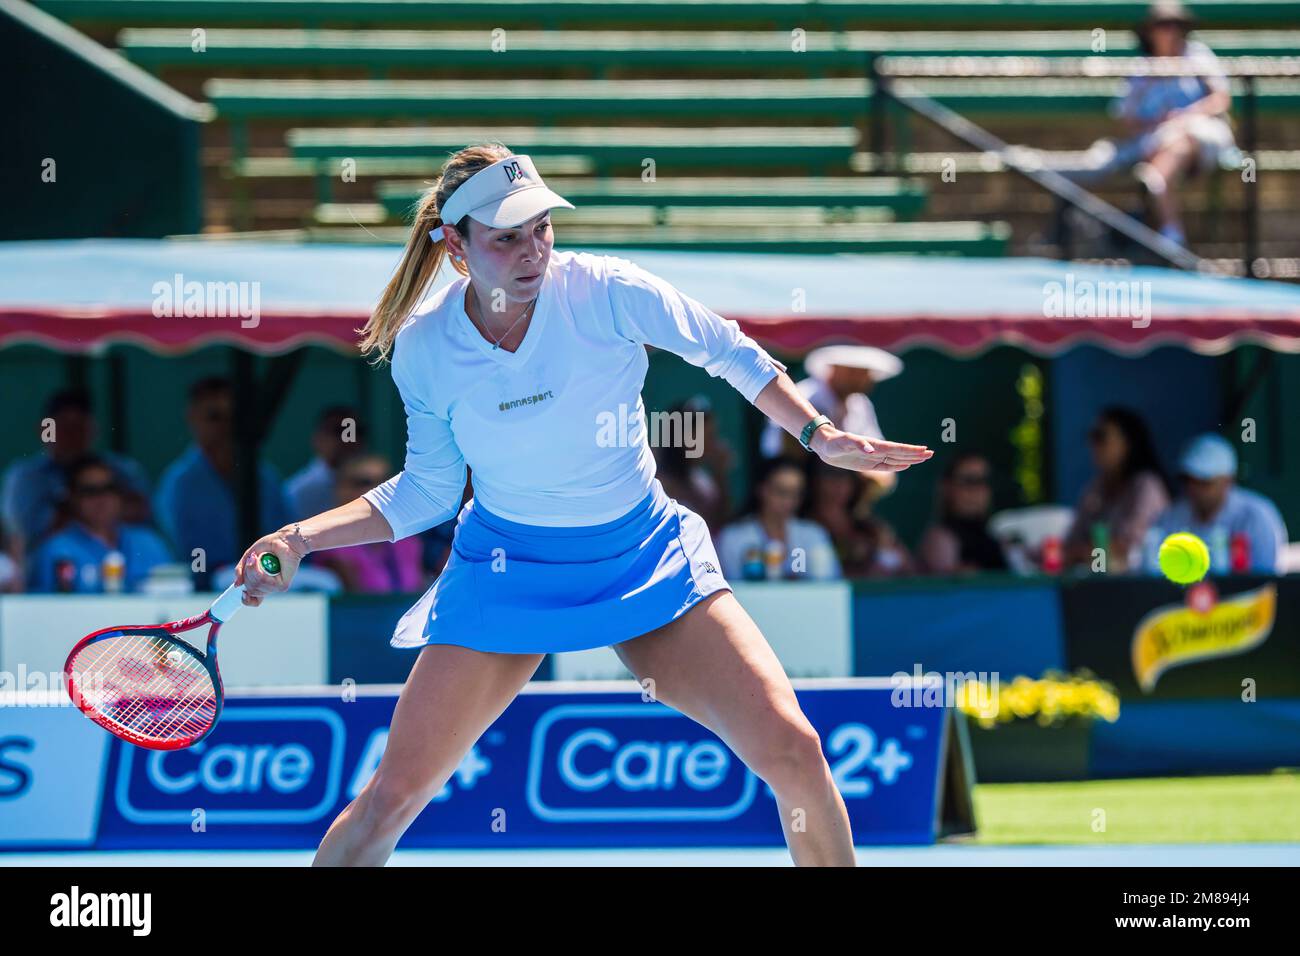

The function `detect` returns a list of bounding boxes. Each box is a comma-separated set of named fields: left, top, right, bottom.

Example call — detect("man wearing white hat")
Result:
left=761, top=345, right=904, bottom=495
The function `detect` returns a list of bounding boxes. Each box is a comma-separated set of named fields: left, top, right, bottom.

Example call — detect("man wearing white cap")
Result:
left=761, top=345, right=904, bottom=496
left=1145, top=433, right=1288, bottom=575
left=227, top=143, right=934, bottom=866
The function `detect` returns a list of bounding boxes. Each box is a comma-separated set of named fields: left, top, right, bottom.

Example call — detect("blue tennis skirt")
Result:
left=390, top=478, right=732, bottom=654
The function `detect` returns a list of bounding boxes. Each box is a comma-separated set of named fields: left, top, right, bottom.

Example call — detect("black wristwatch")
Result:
left=799, top=414, right=833, bottom=451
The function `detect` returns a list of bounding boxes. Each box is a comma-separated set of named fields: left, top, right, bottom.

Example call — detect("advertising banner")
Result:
left=1060, top=576, right=1300, bottom=699
left=1, top=679, right=973, bottom=851
left=1060, top=575, right=1300, bottom=776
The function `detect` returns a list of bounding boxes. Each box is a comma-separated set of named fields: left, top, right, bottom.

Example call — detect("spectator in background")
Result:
left=154, top=377, right=291, bottom=577
left=1147, top=433, right=1288, bottom=575
left=0, top=524, right=20, bottom=593
left=1, top=387, right=151, bottom=551
left=761, top=345, right=903, bottom=500
left=917, top=451, right=1009, bottom=575
left=28, top=455, right=173, bottom=593
left=1062, top=1, right=1234, bottom=247
left=1064, top=406, right=1171, bottom=572
left=286, top=405, right=366, bottom=519
left=421, top=517, right=458, bottom=579
left=804, top=458, right=913, bottom=577
left=419, top=469, right=473, bottom=579
left=652, top=395, right=734, bottom=535
left=313, top=452, right=426, bottom=592
left=717, top=456, right=841, bottom=581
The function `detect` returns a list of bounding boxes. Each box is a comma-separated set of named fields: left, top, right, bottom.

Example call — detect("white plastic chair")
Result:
left=987, top=505, right=1076, bottom=574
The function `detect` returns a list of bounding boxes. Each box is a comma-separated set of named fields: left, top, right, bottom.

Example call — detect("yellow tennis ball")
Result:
left=1158, top=532, right=1210, bottom=584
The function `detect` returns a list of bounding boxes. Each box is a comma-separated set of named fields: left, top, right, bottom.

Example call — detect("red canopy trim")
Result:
left=0, top=308, right=370, bottom=357
left=740, top=312, right=1300, bottom=357
left=4, top=307, right=1300, bottom=358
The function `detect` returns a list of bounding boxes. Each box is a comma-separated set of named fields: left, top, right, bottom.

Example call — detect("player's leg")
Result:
left=313, top=643, right=544, bottom=866
left=613, top=590, right=855, bottom=866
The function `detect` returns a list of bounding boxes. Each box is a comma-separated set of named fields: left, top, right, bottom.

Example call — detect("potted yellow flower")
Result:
left=955, top=670, right=1120, bottom=782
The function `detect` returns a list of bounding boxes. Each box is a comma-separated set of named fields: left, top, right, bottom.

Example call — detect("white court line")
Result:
left=1, top=844, right=1297, bottom=867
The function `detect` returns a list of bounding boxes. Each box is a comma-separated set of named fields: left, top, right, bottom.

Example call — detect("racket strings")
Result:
left=130, top=672, right=218, bottom=742
left=69, top=632, right=217, bottom=744
left=110, top=651, right=215, bottom=741
left=111, top=644, right=208, bottom=718
left=115, top=673, right=215, bottom=741
left=87, top=649, right=215, bottom=743
left=80, top=632, right=199, bottom=710
left=74, top=634, right=201, bottom=730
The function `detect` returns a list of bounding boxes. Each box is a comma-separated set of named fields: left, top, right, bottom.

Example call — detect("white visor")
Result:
left=428, top=154, right=574, bottom=241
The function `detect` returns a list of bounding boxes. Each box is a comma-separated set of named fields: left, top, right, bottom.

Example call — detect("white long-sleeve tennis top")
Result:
left=363, top=250, right=788, bottom=537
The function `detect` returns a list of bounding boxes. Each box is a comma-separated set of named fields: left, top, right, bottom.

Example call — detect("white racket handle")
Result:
left=210, top=582, right=248, bottom=623
left=211, top=553, right=281, bottom=622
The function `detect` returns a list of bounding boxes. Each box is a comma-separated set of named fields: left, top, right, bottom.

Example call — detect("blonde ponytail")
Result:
left=358, top=142, right=513, bottom=363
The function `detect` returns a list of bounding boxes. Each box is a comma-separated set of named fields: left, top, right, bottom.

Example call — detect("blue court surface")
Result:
left=2, top=844, right=1296, bottom=867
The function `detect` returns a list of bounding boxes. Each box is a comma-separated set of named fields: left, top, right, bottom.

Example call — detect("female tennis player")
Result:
left=233, top=143, right=933, bottom=866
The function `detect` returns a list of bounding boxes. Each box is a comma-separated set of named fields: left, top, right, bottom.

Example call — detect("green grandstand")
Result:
left=6, top=0, right=1298, bottom=269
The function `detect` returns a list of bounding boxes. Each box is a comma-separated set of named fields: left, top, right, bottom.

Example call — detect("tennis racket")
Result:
left=63, top=552, right=281, bottom=751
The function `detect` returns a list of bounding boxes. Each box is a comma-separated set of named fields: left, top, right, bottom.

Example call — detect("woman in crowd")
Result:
left=314, top=453, right=428, bottom=593
left=917, top=451, right=1009, bottom=575
left=1063, top=406, right=1172, bottom=572
left=717, top=456, right=842, bottom=581
left=804, top=458, right=913, bottom=578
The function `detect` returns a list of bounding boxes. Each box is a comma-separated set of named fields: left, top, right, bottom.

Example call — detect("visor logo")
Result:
left=503, top=160, right=527, bottom=183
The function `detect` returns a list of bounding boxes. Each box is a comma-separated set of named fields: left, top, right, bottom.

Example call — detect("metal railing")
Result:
left=865, top=54, right=1300, bottom=276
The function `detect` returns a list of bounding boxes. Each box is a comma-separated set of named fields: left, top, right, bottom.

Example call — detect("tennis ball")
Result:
left=1158, top=532, right=1210, bottom=584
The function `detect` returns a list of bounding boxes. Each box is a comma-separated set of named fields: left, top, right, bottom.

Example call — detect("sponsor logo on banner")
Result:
left=1131, top=582, right=1277, bottom=692
left=0, top=736, right=34, bottom=799
left=526, top=703, right=915, bottom=821
left=0, top=707, right=108, bottom=846
left=115, top=707, right=346, bottom=824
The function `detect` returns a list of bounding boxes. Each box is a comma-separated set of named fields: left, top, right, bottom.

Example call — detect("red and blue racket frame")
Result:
left=63, top=552, right=281, bottom=751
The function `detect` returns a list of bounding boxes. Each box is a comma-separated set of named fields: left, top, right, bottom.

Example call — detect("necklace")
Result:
left=467, top=290, right=540, bottom=351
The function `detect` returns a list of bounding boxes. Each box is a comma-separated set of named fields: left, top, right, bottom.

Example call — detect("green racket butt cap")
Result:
left=260, top=553, right=282, bottom=575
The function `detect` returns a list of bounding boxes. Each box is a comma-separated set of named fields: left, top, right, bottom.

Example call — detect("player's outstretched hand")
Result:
left=233, top=529, right=304, bottom=606
left=813, top=428, right=933, bottom=474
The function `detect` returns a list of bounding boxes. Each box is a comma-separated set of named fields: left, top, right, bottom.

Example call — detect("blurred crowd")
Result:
left=656, top=346, right=1288, bottom=583
left=0, top=379, right=454, bottom=597
left=0, top=350, right=1290, bottom=596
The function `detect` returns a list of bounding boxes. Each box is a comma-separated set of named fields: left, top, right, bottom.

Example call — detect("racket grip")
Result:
left=210, top=582, right=247, bottom=623
left=211, top=552, right=281, bottom=622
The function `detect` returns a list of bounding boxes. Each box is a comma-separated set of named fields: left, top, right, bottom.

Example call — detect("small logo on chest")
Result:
left=498, top=389, right=555, bottom=412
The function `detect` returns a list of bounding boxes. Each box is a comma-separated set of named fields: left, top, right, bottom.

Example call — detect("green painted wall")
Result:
left=1233, top=347, right=1300, bottom=536
left=2, top=3, right=203, bottom=239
